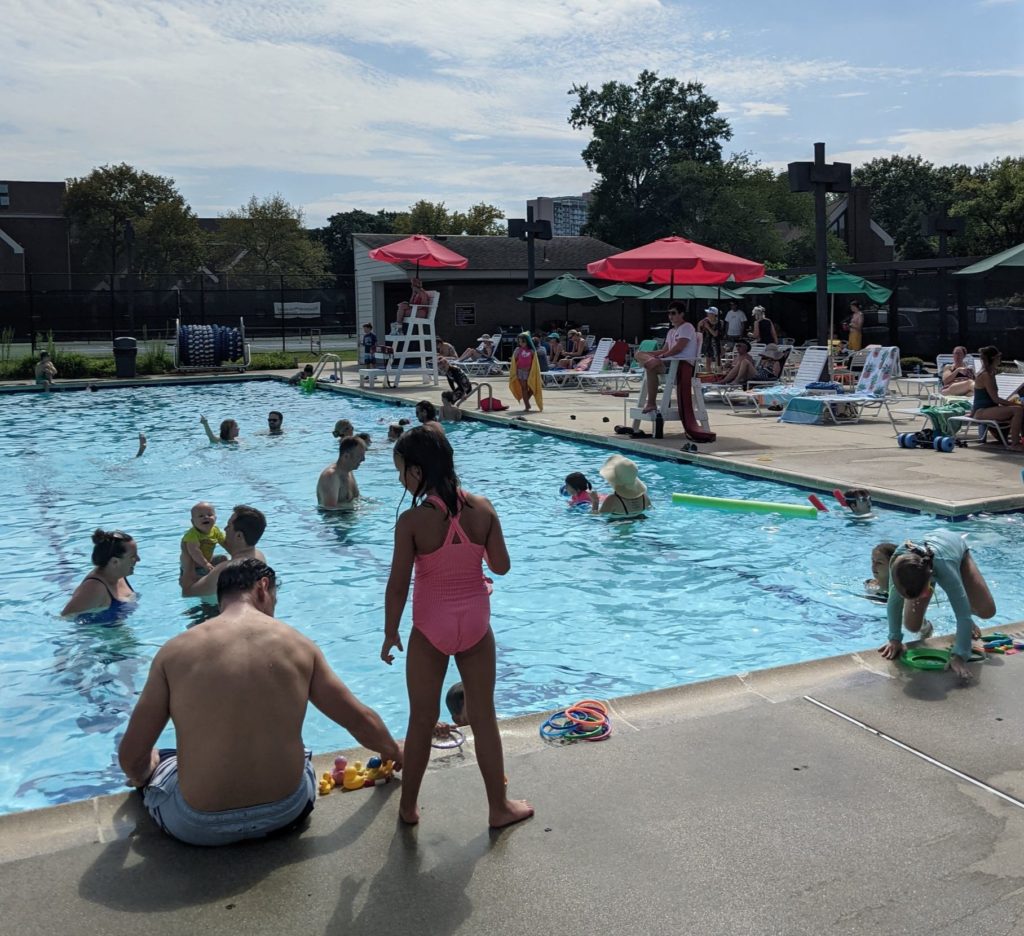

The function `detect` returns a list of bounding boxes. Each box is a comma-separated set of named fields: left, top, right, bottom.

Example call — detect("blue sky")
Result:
left=3, top=0, right=1022, bottom=226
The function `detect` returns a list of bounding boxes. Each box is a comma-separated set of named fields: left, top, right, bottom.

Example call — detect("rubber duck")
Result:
left=331, top=756, right=348, bottom=784
left=342, top=761, right=367, bottom=791
left=318, top=772, right=336, bottom=796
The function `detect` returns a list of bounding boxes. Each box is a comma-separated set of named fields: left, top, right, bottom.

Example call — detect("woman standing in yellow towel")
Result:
left=509, top=332, right=543, bottom=413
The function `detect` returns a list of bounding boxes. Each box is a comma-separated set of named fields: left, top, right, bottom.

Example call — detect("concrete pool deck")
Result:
left=4, top=634, right=1024, bottom=935
left=3, top=366, right=1024, bottom=933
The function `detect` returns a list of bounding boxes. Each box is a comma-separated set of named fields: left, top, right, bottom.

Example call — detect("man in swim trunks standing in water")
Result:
left=120, top=558, right=402, bottom=846
left=317, top=436, right=366, bottom=509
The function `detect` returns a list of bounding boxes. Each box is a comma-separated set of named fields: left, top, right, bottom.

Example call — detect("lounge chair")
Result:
left=777, top=345, right=901, bottom=431
left=544, top=338, right=615, bottom=389
left=947, top=373, right=1024, bottom=447
left=710, top=347, right=830, bottom=416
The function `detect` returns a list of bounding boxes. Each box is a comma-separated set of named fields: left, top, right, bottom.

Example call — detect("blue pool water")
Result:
left=2, top=381, right=1023, bottom=815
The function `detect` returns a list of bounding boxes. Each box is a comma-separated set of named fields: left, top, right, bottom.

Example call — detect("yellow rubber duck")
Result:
left=318, top=772, right=336, bottom=796
left=342, top=761, right=368, bottom=791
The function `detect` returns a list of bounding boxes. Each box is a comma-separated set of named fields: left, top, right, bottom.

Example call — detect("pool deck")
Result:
left=3, top=367, right=1024, bottom=934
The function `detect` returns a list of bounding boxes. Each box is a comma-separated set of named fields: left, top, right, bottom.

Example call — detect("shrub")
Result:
left=250, top=351, right=301, bottom=369
left=138, top=341, right=173, bottom=375
left=900, top=356, right=925, bottom=372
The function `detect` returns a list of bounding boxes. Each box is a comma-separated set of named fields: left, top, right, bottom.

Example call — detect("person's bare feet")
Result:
left=642, top=404, right=656, bottom=414
left=399, top=803, right=420, bottom=825
left=948, top=654, right=973, bottom=682
left=489, top=798, right=534, bottom=829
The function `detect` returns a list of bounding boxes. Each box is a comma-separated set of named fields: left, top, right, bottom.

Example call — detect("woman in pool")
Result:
left=200, top=416, right=239, bottom=443
left=590, top=454, right=652, bottom=517
left=877, top=529, right=993, bottom=681
left=381, top=427, right=532, bottom=829
left=62, top=529, right=139, bottom=616
left=415, top=400, right=445, bottom=436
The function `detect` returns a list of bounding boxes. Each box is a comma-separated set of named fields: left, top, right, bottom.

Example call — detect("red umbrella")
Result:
left=368, top=234, right=469, bottom=275
left=587, top=235, right=764, bottom=285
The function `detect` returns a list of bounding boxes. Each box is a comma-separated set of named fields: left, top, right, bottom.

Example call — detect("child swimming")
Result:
left=864, top=542, right=897, bottom=600
left=381, top=427, right=533, bottom=829
left=563, top=472, right=595, bottom=508
left=181, top=502, right=226, bottom=575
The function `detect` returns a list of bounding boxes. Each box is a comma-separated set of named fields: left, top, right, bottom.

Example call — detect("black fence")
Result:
left=0, top=273, right=357, bottom=343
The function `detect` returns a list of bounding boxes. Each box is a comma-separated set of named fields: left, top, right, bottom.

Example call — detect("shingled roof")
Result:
left=353, top=234, right=622, bottom=273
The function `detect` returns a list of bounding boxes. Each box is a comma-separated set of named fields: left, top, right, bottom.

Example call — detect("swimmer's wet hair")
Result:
left=356, top=431, right=372, bottom=446
left=219, top=419, right=238, bottom=441
left=338, top=436, right=365, bottom=457
left=91, top=529, right=133, bottom=568
left=415, top=400, right=438, bottom=422
left=890, top=543, right=934, bottom=599
left=394, top=426, right=461, bottom=516
left=871, top=542, right=897, bottom=564
left=445, top=683, right=465, bottom=720
left=217, top=558, right=277, bottom=604
left=333, top=419, right=354, bottom=438
left=564, top=472, right=591, bottom=493
left=231, top=504, right=266, bottom=546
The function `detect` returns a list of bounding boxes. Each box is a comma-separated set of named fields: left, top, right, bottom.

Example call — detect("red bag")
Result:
left=479, top=397, right=508, bottom=411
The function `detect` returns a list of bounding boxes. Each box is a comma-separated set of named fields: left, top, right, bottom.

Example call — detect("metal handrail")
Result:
left=312, top=353, right=342, bottom=384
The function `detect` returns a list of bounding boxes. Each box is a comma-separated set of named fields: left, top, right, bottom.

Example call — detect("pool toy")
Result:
left=807, top=494, right=828, bottom=512
left=432, top=726, right=465, bottom=750
left=300, top=377, right=317, bottom=392
left=900, top=647, right=950, bottom=670
left=340, top=757, right=395, bottom=791
left=331, top=756, right=348, bottom=784
left=540, top=698, right=612, bottom=742
left=831, top=489, right=848, bottom=507
left=318, top=772, right=336, bottom=795
left=672, top=492, right=818, bottom=520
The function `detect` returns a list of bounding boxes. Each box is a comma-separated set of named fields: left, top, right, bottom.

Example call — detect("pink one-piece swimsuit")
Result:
left=412, top=494, right=492, bottom=655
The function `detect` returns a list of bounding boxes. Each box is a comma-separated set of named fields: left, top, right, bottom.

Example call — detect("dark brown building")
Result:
left=0, top=181, right=71, bottom=289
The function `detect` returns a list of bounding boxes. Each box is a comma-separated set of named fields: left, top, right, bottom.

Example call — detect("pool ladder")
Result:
left=312, top=353, right=343, bottom=385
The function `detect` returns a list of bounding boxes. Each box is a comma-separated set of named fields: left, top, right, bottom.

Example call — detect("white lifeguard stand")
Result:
left=359, top=291, right=440, bottom=388
left=628, top=338, right=710, bottom=434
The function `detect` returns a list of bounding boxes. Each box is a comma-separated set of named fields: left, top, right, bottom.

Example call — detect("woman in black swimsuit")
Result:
left=62, top=529, right=139, bottom=616
left=589, top=454, right=652, bottom=517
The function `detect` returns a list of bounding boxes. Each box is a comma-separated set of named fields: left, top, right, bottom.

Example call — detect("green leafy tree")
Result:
left=951, top=157, right=1024, bottom=256
left=451, top=202, right=506, bottom=235
left=567, top=70, right=732, bottom=247
left=64, top=163, right=202, bottom=276
left=216, top=194, right=331, bottom=283
left=851, top=155, right=957, bottom=260
left=311, top=209, right=399, bottom=273
left=391, top=199, right=505, bottom=235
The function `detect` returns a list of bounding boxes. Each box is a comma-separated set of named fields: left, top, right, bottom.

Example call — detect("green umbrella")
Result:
left=773, top=269, right=892, bottom=347
left=952, top=242, right=1024, bottom=276
left=600, top=282, right=651, bottom=338
left=643, top=283, right=742, bottom=301
left=773, top=270, right=892, bottom=303
left=517, top=273, right=615, bottom=332
left=729, top=274, right=790, bottom=296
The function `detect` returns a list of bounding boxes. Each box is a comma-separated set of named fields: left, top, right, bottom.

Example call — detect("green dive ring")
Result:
left=901, top=648, right=949, bottom=670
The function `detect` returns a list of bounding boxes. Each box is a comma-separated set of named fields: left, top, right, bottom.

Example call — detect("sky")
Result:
left=3, top=0, right=1023, bottom=226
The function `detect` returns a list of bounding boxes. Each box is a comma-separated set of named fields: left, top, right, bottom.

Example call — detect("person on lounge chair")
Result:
left=714, top=339, right=757, bottom=387
left=940, top=346, right=975, bottom=397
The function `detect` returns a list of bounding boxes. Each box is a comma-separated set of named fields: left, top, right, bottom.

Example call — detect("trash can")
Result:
left=113, top=336, right=137, bottom=378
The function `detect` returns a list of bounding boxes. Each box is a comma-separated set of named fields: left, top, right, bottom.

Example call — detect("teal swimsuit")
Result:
left=886, top=530, right=974, bottom=660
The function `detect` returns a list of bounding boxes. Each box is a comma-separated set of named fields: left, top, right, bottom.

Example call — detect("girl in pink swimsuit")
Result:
left=381, top=427, right=533, bottom=830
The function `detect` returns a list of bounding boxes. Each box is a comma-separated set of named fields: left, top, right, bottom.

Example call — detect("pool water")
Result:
left=2, top=381, right=1023, bottom=815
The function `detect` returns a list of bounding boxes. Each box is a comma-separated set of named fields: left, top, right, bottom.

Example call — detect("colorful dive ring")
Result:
left=901, top=648, right=949, bottom=670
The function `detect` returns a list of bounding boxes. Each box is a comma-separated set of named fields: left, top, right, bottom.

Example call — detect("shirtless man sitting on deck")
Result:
left=180, top=504, right=266, bottom=599
left=119, top=558, right=403, bottom=846
left=317, top=436, right=366, bottom=509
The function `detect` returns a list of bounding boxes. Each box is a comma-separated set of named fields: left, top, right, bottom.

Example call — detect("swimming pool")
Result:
left=2, top=380, right=1023, bottom=815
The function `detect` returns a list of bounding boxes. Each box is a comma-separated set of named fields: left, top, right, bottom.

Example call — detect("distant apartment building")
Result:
left=527, top=193, right=592, bottom=237
left=0, top=180, right=71, bottom=289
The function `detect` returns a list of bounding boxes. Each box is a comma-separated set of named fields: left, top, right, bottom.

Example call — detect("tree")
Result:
left=391, top=200, right=505, bottom=236
left=216, top=194, right=331, bottom=282
left=64, top=163, right=202, bottom=277
left=567, top=70, right=732, bottom=247
left=951, top=157, right=1024, bottom=256
left=311, top=209, right=399, bottom=273
left=851, top=155, right=956, bottom=260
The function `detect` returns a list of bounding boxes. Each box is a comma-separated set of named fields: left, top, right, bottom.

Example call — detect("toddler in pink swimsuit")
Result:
left=381, top=427, right=533, bottom=830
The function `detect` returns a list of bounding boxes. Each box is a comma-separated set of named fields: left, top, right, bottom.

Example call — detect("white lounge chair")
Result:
left=543, top=338, right=615, bottom=389
left=948, top=373, right=1024, bottom=447
left=778, top=345, right=901, bottom=431
left=709, top=347, right=831, bottom=416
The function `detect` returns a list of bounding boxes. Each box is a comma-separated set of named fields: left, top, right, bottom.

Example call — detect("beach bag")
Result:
left=479, top=397, right=508, bottom=411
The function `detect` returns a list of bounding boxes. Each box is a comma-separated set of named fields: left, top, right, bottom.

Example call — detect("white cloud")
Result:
left=834, top=91, right=869, bottom=98
left=833, top=119, right=1024, bottom=167
left=739, top=102, right=789, bottom=118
